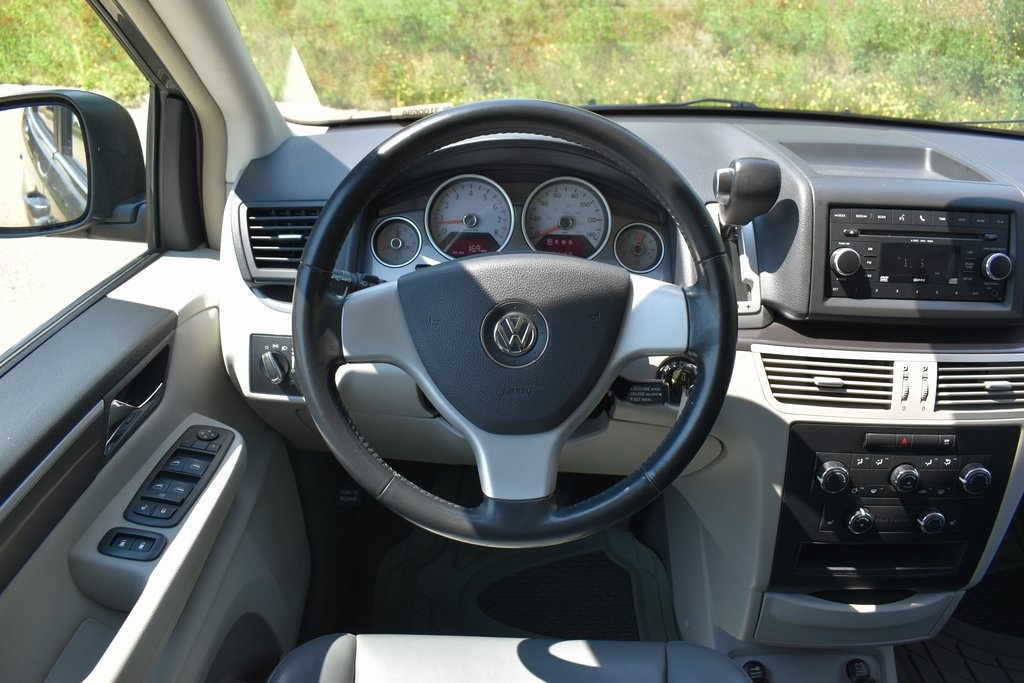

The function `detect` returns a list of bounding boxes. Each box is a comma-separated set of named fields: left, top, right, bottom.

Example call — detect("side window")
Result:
left=0, top=4, right=152, bottom=357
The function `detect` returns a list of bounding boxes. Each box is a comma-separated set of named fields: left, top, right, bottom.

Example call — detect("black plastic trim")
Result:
left=123, top=425, right=235, bottom=528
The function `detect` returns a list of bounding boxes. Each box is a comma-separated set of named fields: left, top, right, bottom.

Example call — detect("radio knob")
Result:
left=817, top=461, right=850, bottom=494
left=846, top=507, right=874, bottom=535
left=959, top=463, right=992, bottom=495
left=890, top=463, right=921, bottom=493
left=916, top=507, right=946, bottom=535
left=983, top=253, right=1013, bottom=281
left=830, top=247, right=863, bottom=277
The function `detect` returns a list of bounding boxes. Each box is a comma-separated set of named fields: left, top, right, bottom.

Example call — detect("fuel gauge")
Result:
left=371, top=217, right=422, bottom=267
left=613, top=223, right=664, bottom=273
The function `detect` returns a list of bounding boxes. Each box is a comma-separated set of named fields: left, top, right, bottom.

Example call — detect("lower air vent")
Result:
left=936, top=362, right=1024, bottom=410
left=761, top=354, right=894, bottom=410
left=245, top=205, right=321, bottom=273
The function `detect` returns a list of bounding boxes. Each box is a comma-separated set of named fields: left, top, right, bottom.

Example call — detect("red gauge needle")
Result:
left=438, top=219, right=465, bottom=224
left=636, top=231, right=643, bottom=245
left=538, top=225, right=561, bottom=239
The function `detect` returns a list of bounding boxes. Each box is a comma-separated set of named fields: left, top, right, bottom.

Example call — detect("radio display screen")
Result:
left=879, top=244, right=959, bottom=284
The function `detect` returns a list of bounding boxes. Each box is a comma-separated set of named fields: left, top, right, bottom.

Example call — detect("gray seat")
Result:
left=268, top=633, right=749, bottom=682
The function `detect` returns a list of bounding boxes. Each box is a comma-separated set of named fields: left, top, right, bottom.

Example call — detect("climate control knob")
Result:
left=259, top=350, right=290, bottom=385
left=817, top=461, right=850, bottom=494
left=983, top=253, right=1013, bottom=281
left=959, top=463, right=992, bottom=495
left=890, top=463, right=921, bottom=493
left=846, top=507, right=874, bottom=535
left=830, top=247, right=863, bottom=277
left=916, top=507, right=946, bottom=535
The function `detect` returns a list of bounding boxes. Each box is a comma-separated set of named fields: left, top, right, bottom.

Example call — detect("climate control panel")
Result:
left=771, top=423, right=1018, bottom=592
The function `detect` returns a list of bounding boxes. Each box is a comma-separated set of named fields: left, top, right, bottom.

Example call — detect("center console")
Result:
left=771, top=423, right=1019, bottom=593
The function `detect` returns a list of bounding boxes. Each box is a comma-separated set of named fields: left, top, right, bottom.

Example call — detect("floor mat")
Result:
left=896, top=500, right=1024, bottom=682
left=370, top=528, right=678, bottom=641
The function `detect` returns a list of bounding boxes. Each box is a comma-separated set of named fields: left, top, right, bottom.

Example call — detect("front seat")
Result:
left=268, top=633, right=749, bottom=682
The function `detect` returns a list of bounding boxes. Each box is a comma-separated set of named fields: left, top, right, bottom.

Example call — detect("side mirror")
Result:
left=0, top=90, right=145, bottom=238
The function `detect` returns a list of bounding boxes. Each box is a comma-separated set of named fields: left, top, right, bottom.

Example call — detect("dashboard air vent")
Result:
left=936, top=362, right=1024, bottom=410
left=246, top=205, right=321, bottom=271
left=761, top=353, right=894, bottom=410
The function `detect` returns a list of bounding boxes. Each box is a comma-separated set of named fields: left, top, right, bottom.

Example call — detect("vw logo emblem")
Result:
left=493, top=312, right=538, bottom=356
left=481, top=302, right=548, bottom=368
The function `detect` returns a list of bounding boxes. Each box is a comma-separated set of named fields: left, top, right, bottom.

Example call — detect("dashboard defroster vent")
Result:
left=245, top=205, right=321, bottom=272
left=761, top=353, right=894, bottom=410
left=936, top=362, right=1024, bottom=410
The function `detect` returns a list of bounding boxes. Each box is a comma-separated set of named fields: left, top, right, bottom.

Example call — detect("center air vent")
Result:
left=245, top=205, right=321, bottom=273
left=761, top=353, right=894, bottom=410
left=936, top=362, right=1024, bottom=410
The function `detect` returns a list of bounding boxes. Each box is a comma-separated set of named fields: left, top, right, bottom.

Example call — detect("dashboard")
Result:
left=218, top=110, right=1024, bottom=664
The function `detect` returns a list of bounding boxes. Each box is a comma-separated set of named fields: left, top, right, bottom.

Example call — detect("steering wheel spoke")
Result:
left=340, top=280, right=417, bottom=365
left=609, top=273, right=690, bottom=368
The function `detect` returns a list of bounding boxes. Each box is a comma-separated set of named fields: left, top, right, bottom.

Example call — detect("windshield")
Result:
left=226, top=0, right=1023, bottom=129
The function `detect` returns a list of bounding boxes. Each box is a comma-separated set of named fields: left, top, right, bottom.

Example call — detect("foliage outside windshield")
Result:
left=228, top=0, right=1023, bottom=129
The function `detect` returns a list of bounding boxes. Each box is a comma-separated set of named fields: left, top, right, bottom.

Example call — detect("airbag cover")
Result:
left=397, top=253, right=630, bottom=434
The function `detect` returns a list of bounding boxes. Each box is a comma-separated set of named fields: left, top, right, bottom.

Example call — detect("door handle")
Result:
left=105, top=382, right=164, bottom=456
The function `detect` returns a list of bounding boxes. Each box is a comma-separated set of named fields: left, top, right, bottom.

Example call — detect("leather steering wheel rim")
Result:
left=293, top=99, right=737, bottom=548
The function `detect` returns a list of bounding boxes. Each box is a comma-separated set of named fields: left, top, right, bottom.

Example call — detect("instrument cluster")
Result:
left=368, top=173, right=668, bottom=276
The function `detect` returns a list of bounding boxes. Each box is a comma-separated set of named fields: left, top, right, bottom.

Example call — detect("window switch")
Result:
left=162, top=456, right=186, bottom=473
left=183, top=458, right=209, bottom=477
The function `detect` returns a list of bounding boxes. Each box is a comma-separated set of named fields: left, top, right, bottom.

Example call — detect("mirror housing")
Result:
left=0, top=90, right=145, bottom=238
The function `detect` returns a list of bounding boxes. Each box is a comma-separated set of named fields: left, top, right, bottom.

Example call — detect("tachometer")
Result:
left=613, top=223, right=665, bottom=273
left=425, top=174, right=514, bottom=258
left=523, top=177, right=611, bottom=259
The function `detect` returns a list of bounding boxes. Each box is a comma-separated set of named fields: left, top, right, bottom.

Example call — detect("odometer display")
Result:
left=425, top=174, right=514, bottom=259
left=523, top=177, right=611, bottom=259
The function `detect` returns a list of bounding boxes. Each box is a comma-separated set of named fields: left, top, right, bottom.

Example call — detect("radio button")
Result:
left=894, top=211, right=910, bottom=224
left=962, top=259, right=977, bottom=272
left=971, top=213, right=992, bottom=228
left=934, top=211, right=950, bottom=226
left=843, top=228, right=860, bottom=237
left=952, top=212, right=972, bottom=227
left=992, top=214, right=1009, bottom=228
left=852, top=210, right=871, bottom=222
left=862, top=256, right=878, bottom=270
left=914, top=211, right=933, bottom=225
left=861, top=242, right=881, bottom=256
left=830, top=208, right=852, bottom=222
left=871, top=210, right=891, bottom=224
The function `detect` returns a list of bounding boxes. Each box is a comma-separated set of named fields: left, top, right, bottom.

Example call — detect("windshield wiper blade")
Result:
left=670, top=97, right=759, bottom=109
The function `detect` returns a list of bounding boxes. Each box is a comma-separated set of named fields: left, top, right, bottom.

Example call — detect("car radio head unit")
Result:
left=827, top=207, right=1012, bottom=303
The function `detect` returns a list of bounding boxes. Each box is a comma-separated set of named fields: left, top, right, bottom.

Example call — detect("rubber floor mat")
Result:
left=369, top=528, right=678, bottom=641
left=896, top=500, right=1024, bottom=682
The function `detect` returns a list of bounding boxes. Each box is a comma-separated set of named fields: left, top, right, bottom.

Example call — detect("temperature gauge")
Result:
left=371, top=216, right=422, bottom=267
left=613, top=223, right=664, bottom=273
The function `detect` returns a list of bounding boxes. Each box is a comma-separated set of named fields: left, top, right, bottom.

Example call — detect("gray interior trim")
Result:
left=270, top=633, right=749, bottom=683
left=0, top=298, right=176, bottom=503
left=84, top=423, right=246, bottom=682
left=0, top=402, right=103, bottom=527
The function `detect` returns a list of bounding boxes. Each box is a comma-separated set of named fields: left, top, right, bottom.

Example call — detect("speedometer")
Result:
left=522, top=177, right=611, bottom=259
left=425, top=174, right=514, bottom=259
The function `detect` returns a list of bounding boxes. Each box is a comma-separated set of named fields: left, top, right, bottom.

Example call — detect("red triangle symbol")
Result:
left=900, top=438, right=909, bottom=446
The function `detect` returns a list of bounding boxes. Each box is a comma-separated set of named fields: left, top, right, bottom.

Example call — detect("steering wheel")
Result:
left=293, top=100, right=736, bottom=548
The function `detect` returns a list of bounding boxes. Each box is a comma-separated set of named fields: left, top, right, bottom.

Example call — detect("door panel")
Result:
left=0, top=253, right=308, bottom=682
